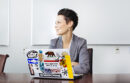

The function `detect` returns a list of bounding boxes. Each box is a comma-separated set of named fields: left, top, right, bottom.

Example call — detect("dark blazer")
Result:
left=49, top=34, right=90, bottom=74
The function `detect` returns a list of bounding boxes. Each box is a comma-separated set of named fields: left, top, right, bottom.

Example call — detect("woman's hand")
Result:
left=71, top=62, right=79, bottom=66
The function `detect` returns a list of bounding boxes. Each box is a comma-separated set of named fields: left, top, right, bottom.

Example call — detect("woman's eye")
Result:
left=55, top=21, right=61, bottom=24
left=57, top=21, right=61, bottom=23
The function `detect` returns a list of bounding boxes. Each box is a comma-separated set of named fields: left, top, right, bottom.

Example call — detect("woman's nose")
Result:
left=55, top=25, right=57, bottom=29
left=55, top=24, right=58, bottom=29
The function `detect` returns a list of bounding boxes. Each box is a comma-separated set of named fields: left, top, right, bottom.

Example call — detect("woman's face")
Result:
left=55, top=15, right=71, bottom=35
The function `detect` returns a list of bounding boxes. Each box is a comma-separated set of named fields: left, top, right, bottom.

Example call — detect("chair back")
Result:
left=87, top=48, right=93, bottom=74
left=0, top=54, right=9, bottom=73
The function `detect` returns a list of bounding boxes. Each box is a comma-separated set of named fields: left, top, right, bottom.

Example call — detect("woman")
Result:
left=49, top=8, right=90, bottom=74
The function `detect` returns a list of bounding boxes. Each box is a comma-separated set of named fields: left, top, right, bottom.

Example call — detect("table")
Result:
left=0, top=73, right=130, bottom=83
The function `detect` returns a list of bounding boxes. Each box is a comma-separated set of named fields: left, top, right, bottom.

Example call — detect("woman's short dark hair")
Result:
left=58, top=8, right=78, bottom=31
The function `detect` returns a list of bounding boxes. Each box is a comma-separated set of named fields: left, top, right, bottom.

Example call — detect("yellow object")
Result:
left=62, top=52, right=68, bottom=56
left=65, top=55, right=74, bottom=79
left=69, top=81, right=74, bottom=83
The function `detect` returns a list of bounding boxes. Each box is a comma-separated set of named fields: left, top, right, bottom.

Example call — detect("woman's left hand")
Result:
left=71, top=62, right=79, bottom=66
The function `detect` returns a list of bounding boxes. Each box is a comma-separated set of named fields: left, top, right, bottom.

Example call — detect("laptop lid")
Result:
left=25, top=49, right=74, bottom=79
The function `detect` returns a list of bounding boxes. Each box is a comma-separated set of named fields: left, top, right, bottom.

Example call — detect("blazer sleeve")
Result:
left=49, top=39, right=57, bottom=49
left=73, top=40, right=90, bottom=74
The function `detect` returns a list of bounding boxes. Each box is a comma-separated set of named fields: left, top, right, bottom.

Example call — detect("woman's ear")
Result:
left=68, top=21, right=73, bottom=28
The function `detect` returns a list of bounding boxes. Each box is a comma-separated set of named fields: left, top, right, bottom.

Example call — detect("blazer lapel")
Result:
left=57, top=36, right=63, bottom=48
left=69, top=34, right=77, bottom=61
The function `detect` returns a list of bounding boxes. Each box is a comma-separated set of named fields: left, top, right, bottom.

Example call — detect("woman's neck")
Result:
left=62, top=32, right=72, bottom=49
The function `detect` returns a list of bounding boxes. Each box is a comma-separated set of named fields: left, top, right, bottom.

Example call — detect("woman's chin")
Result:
left=56, top=32, right=63, bottom=36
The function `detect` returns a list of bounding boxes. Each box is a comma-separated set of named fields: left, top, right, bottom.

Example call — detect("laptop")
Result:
left=25, top=49, right=83, bottom=79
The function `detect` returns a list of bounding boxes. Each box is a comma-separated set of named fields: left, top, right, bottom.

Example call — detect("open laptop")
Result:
left=25, top=49, right=83, bottom=79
